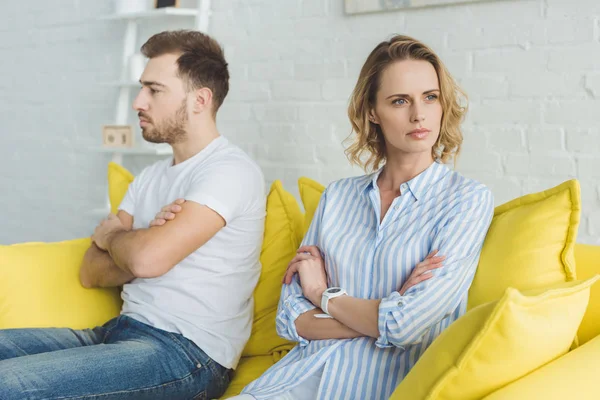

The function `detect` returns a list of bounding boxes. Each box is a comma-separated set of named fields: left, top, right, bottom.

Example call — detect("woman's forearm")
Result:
left=295, top=309, right=365, bottom=340
left=327, top=296, right=381, bottom=338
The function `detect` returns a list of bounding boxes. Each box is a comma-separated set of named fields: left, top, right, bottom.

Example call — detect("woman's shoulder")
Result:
left=442, top=168, right=493, bottom=203
left=325, top=174, right=374, bottom=196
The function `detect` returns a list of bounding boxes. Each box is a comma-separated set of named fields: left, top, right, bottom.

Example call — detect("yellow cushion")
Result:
left=242, top=180, right=304, bottom=356
left=107, top=161, right=134, bottom=214
left=297, top=177, right=325, bottom=241
left=219, top=351, right=286, bottom=399
left=390, top=276, right=597, bottom=400
left=483, top=333, right=600, bottom=400
left=468, top=180, right=580, bottom=310
left=0, top=238, right=122, bottom=329
left=574, top=244, right=600, bottom=345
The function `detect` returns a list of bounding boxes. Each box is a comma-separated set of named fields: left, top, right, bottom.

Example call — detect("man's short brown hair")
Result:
left=141, top=30, right=229, bottom=114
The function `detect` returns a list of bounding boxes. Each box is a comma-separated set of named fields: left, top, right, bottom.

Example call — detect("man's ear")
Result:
left=192, top=87, right=213, bottom=114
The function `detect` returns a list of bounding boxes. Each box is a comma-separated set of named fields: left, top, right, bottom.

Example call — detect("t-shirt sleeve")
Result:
left=185, top=159, right=264, bottom=224
left=117, top=174, right=142, bottom=216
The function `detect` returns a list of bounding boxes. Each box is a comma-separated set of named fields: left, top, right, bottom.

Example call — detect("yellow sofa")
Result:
left=1, top=167, right=599, bottom=399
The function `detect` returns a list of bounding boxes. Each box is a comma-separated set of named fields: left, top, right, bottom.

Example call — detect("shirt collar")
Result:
left=360, top=161, right=449, bottom=201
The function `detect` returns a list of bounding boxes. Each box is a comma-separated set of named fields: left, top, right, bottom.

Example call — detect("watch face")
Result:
left=328, top=288, right=342, bottom=294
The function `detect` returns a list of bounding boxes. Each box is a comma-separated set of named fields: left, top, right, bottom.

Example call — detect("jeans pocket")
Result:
left=166, top=332, right=211, bottom=370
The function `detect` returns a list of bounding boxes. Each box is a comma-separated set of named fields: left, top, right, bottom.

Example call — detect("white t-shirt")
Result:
left=118, top=136, right=265, bottom=369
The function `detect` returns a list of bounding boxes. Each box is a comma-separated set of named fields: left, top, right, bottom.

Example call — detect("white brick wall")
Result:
left=0, top=0, right=598, bottom=245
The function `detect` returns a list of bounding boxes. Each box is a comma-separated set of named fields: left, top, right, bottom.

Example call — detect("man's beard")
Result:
left=141, top=100, right=188, bottom=145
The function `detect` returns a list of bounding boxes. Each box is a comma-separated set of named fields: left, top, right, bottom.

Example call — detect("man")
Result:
left=0, top=30, right=265, bottom=399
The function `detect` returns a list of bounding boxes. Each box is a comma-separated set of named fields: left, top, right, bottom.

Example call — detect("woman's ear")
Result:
left=368, top=110, right=380, bottom=124
left=192, top=87, right=213, bottom=114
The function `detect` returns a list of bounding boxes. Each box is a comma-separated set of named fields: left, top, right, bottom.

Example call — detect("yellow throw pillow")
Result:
left=108, top=161, right=134, bottom=214
left=574, top=244, right=600, bottom=345
left=297, top=177, right=325, bottom=242
left=242, top=180, right=304, bottom=356
left=390, top=276, right=598, bottom=400
left=482, top=331, right=600, bottom=400
left=468, top=180, right=580, bottom=310
left=0, top=238, right=122, bottom=329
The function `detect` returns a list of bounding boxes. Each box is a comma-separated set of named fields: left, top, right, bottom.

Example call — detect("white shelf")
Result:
left=91, top=146, right=173, bottom=156
left=99, top=8, right=198, bottom=21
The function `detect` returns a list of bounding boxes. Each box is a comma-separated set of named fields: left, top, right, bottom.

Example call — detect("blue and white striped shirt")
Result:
left=243, top=161, right=494, bottom=400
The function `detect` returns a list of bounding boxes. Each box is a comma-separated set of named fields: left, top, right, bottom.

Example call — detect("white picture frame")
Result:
left=345, top=0, right=500, bottom=14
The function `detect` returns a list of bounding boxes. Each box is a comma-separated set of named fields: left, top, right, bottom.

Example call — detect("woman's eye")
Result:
left=393, top=98, right=407, bottom=105
left=425, top=94, right=438, bottom=101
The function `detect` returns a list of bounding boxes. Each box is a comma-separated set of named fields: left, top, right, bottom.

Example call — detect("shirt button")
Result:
left=401, top=184, right=407, bottom=190
left=393, top=205, right=399, bottom=210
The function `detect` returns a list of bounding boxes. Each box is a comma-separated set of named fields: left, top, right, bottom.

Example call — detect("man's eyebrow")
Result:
left=385, top=89, right=440, bottom=99
left=139, top=80, right=166, bottom=88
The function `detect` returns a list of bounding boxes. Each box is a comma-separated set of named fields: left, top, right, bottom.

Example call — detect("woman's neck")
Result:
left=377, top=153, right=434, bottom=193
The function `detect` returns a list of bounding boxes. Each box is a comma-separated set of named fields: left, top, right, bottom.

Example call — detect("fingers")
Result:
left=400, top=273, right=434, bottom=295
left=149, top=218, right=166, bottom=227
left=288, top=253, right=314, bottom=267
left=297, top=245, right=320, bottom=258
left=425, top=249, right=439, bottom=260
left=283, top=263, right=300, bottom=284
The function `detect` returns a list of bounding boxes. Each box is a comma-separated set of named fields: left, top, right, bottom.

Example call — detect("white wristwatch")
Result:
left=321, top=287, right=347, bottom=315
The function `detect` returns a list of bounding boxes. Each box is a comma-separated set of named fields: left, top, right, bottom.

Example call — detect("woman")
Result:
left=233, top=35, right=494, bottom=400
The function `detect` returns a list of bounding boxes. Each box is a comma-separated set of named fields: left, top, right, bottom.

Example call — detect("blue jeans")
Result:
left=0, top=315, right=231, bottom=399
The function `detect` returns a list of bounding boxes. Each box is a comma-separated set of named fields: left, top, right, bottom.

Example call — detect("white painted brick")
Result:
left=297, top=104, right=348, bottom=125
left=584, top=73, right=600, bottom=97
left=249, top=61, right=294, bottom=80
left=227, top=79, right=270, bottom=101
left=455, top=148, right=502, bottom=175
left=578, top=156, right=600, bottom=178
left=547, top=43, right=600, bottom=72
left=218, top=103, right=253, bottom=122
left=546, top=0, right=600, bottom=18
left=566, top=127, right=600, bottom=153
left=529, top=154, right=576, bottom=178
left=480, top=176, right=523, bottom=206
left=580, top=180, right=600, bottom=215
left=259, top=123, right=305, bottom=143
left=546, top=18, right=595, bottom=44
left=486, top=126, right=526, bottom=152
left=588, top=210, right=600, bottom=241
left=469, top=100, right=542, bottom=125
left=526, top=126, right=565, bottom=152
left=322, top=79, right=355, bottom=101
left=509, top=72, right=584, bottom=98
left=271, top=80, right=322, bottom=101
left=474, top=48, right=548, bottom=74
left=458, top=74, right=508, bottom=99
left=545, top=100, right=600, bottom=124
left=295, top=60, right=347, bottom=80
left=301, top=0, right=329, bottom=17
left=253, top=104, right=298, bottom=123
left=256, top=143, right=316, bottom=165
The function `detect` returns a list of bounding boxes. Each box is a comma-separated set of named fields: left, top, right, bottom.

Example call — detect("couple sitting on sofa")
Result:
left=0, top=29, right=494, bottom=400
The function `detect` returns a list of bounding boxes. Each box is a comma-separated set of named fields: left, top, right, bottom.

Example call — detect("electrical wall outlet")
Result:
left=102, top=125, right=134, bottom=148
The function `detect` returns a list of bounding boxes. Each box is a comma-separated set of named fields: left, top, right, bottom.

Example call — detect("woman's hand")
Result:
left=399, top=250, right=445, bottom=295
left=149, top=198, right=185, bottom=227
left=283, top=245, right=328, bottom=307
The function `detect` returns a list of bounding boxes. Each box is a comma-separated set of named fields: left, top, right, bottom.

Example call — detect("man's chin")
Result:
left=142, top=130, right=165, bottom=144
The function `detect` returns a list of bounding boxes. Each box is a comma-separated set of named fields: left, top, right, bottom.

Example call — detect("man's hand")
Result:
left=283, top=245, right=328, bottom=307
left=92, top=213, right=127, bottom=251
left=399, top=250, right=445, bottom=295
left=149, top=198, right=186, bottom=227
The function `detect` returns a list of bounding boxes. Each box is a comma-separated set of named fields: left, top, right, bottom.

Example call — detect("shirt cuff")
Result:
left=282, top=295, right=316, bottom=347
left=376, top=291, right=405, bottom=349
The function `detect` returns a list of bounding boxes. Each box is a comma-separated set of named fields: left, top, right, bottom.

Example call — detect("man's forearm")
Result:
left=80, top=242, right=134, bottom=288
left=295, top=309, right=365, bottom=340
left=105, top=228, right=155, bottom=276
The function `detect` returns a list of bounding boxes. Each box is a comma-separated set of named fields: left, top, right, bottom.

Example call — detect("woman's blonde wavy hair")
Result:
left=345, top=35, right=467, bottom=172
